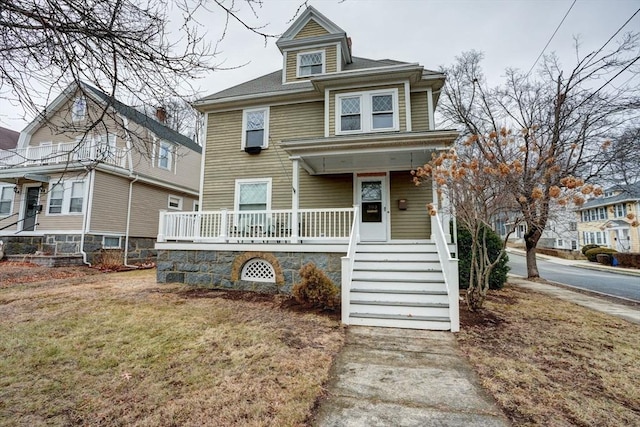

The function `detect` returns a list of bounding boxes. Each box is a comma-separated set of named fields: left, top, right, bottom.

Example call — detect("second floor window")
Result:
left=242, top=108, right=269, bottom=149
left=337, top=89, right=399, bottom=134
left=158, top=141, right=173, bottom=170
left=581, top=207, right=607, bottom=222
left=614, top=203, right=627, bottom=218
left=298, top=51, right=324, bottom=76
left=72, top=96, right=87, bottom=122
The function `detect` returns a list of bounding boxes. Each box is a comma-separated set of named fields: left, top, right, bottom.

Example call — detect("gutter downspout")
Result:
left=123, top=174, right=140, bottom=267
left=80, top=168, right=95, bottom=266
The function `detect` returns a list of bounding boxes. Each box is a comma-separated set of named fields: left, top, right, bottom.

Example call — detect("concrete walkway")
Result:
left=313, top=326, right=510, bottom=427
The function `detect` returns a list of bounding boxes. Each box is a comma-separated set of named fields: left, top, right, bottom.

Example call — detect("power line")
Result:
left=526, top=0, right=577, bottom=77
left=583, top=6, right=640, bottom=69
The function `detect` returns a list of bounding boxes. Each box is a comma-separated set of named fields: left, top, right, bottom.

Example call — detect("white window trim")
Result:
left=102, top=235, right=122, bottom=249
left=46, top=180, right=85, bottom=216
left=0, top=185, right=14, bottom=217
left=234, top=178, right=272, bottom=213
left=168, top=195, right=183, bottom=210
left=296, top=50, right=326, bottom=78
left=241, top=107, right=270, bottom=150
left=157, top=140, right=173, bottom=170
left=335, top=88, right=400, bottom=135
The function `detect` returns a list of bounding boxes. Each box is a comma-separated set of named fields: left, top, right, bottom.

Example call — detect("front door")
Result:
left=357, top=175, right=387, bottom=241
left=22, top=187, right=40, bottom=231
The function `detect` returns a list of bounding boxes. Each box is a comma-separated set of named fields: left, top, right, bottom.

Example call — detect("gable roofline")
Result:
left=276, top=6, right=352, bottom=63
left=577, top=183, right=640, bottom=210
left=17, top=81, right=200, bottom=153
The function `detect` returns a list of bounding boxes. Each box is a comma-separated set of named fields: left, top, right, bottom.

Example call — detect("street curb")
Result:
left=506, top=249, right=640, bottom=277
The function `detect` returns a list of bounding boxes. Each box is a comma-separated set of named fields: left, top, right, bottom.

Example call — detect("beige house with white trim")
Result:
left=155, top=6, right=459, bottom=331
left=0, top=82, right=201, bottom=264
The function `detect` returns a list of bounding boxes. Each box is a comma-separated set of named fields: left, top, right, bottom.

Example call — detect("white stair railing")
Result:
left=341, top=205, right=360, bottom=325
left=431, top=212, right=460, bottom=332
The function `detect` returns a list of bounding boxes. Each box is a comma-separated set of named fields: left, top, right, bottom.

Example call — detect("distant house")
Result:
left=0, top=126, right=19, bottom=150
left=0, top=82, right=201, bottom=264
left=155, top=6, right=460, bottom=331
left=576, top=183, right=640, bottom=253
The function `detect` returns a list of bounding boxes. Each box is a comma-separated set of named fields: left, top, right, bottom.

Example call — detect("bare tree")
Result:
left=440, top=34, right=640, bottom=278
left=0, top=0, right=290, bottom=146
left=604, top=126, right=640, bottom=186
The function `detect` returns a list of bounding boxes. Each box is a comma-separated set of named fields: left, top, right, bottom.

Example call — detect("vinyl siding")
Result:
left=38, top=173, right=86, bottom=231
left=389, top=171, right=432, bottom=239
left=285, top=45, right=337, bottom=83
left=89, top=172, right=129, bottom=233
left=129, top=182, right=197, bottom=237
left=293, top=19, right=330, bottom=39
left=328, top=83, right=407, bottom=137
left=202, top=102, right=325, bottom=210
left=410, top=91, right=430, bottom=131
left=299, top=173, right=353, bottom=209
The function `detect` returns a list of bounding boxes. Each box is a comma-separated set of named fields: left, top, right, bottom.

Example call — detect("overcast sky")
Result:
left=1, top=0, right=638, bottom=132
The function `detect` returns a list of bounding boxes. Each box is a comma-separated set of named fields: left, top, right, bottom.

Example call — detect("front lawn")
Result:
left=0, top=267, right=344, bottom=426
left=457, top=284, right=640, bottom=426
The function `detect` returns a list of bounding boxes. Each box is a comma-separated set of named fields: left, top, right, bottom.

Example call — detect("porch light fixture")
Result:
left=13, top=186, right=20, bottom=194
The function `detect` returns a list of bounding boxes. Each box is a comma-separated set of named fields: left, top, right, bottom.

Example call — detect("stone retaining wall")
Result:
left=156, top=249, right=343, bottom=294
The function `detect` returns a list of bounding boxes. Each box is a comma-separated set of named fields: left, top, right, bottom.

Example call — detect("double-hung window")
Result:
left=297, top=51, right=324, bottom=76
left=235, top=179, right=271, bottom=211
left=158, top=141, right=173, bottom=170
left=242, top=108, right=269, bottom=149
left=72, top=96, right=87, bottom=122
left=336, top=89, right=399, bottom=134
left=614, top=203, right=627, bottom=218
left=0, top=186, right=13, bottom=216
left=47, top=180, right=84, bottom=215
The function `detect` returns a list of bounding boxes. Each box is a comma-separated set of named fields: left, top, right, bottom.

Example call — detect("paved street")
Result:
left=508, top=252, right=640, bottom=302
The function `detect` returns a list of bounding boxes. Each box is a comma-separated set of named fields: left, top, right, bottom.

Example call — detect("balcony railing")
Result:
left=0, top=142, right=129, bottom=169
left=158, top=208, right=356, bottom=243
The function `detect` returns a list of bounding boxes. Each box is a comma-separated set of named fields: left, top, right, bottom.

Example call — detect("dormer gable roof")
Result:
left=276, top=6, right=352, bottom=64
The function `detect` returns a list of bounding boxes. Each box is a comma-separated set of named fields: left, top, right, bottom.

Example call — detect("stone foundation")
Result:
left=0, top=234, right=156, bottom=264
left=156, top=249, right=343, bottom=294
left=4, top=254, right=84, bottom=267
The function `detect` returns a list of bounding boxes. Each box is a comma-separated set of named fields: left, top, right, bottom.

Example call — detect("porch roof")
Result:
left=280, top=130, right=458, bottom=175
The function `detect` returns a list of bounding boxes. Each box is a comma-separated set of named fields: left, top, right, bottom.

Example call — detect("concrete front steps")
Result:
left=347, top=242, right=452, bottom=330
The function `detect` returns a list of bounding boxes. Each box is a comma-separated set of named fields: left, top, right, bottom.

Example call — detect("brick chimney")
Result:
left=155, top=106, right=167, bottom=123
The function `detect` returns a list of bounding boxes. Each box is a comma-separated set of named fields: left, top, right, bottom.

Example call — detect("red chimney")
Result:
left=155, top=106, right=167, bottom=123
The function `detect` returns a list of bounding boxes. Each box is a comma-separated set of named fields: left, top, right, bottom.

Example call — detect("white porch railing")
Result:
left=0, top=142, right=129, bottom=169
left=158, top=208, right=356, bottom=243
left=431, top=212, right=459, bottom=332
left=341, top=205, right=360, bottom=324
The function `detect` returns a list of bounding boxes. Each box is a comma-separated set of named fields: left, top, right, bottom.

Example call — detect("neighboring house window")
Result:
left=557, top=239, right=564, bottom=247
left=47, top=181, right=84, bottom=215
left=158, top=141, right=173, bottom=170
left=581, top=207, right=607, bottom=221
left=235, top=178, right=271, bottom=212
left=569, top=221, right=577, bottom=231
left=168, top=195, right=183, bottom=210
left=297, top=51, right=324, bottom=76
left=0, top=186, right=13, bottom=216
left=582, top=231, right=608, bottom=246
left=614, top=203, right=627, bottom=218
left=336, top=89, right=399, bottom=134
left=72, top=97, right=87, bottom=122
left=103, top=236, right=121, bottom=249
left=193, top=201, right=200, bottom=211
left=242, top=108, right=269, bottom=149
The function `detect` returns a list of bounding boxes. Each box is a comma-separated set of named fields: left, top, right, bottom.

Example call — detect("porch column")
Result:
left=291, top=157, right=300, bottom=244
left=157, top=209, right=167, bottom=242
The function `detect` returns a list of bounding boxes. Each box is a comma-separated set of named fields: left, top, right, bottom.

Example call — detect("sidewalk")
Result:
left=506, top=247, right=640, bottom=277
left=313, top=326, right=510, bottom=427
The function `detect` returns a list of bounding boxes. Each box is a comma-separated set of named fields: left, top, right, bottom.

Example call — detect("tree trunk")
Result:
left=525, top=235, right=540, bottom=278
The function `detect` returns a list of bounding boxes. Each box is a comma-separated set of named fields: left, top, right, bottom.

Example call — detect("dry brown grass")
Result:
left=0, top=268, right=344, bottom=426
left=457, top=284, right=640, bottom=426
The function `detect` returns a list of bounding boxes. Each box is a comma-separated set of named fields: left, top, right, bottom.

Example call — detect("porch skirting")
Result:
left=156, top=248, right=344, bottom=293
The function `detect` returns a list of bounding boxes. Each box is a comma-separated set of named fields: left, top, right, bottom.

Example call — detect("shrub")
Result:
left=584, top=247, right=617, bottom=262
left=94, top=249, right=124, bottom=270
left=613, top=252, right=640, bottom=268
left=596, top=253, right=613, bottom=266
left=581, top=244, right=600, bottom=255
left=292, top=263, right=340, bottom=310
left=457, top=223, right=509, bottom=290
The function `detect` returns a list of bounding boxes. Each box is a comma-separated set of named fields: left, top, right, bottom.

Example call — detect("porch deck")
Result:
left=0, top=141, right=129, bottom=170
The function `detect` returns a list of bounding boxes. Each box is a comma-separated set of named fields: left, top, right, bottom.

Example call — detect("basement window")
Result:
left=103, top=236, right=122, bottom=249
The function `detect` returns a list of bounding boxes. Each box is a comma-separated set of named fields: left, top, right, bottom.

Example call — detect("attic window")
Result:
left=297, top=51, right=325, bottom=77
left=72, top=97, right=87, bottom=122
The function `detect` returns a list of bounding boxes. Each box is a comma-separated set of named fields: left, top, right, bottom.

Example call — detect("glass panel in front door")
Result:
left=23, top=187, right=40, bottom=231
left=361, top=181, right=382, bottom=223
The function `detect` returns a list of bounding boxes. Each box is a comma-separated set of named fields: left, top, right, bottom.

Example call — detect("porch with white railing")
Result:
left=157, top=208, right=356, bottom=243
left=0, top=141, right=129, bottom=169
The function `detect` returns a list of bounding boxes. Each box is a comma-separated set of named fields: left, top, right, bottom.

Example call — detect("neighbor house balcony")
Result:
left=157, top=208, right=356, bottom=244
left=0, top=141, right=129, bottom=170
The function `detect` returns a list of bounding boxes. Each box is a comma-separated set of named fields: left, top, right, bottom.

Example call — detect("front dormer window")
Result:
left=336, top=89, right=399, bottom=134
left=297, top=51, right=325, bottom=77
left=72, top=96, right=87, bottom=122
left=340, top=97, right=361, bottom=131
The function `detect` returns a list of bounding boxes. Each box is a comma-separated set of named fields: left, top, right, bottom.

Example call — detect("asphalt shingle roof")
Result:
left=82, top=83, right=201, bottom=153
left=0, top=126, right=19, bottom=150
left=579, top=183, right=640, bottom=209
